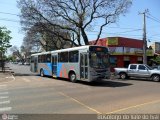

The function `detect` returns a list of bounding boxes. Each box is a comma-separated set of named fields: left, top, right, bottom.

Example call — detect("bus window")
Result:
left=90, top=52, right=109, bottom=69
left=46, top=54, right=51, bottom=62
left=38, top=55, right=42, bottom=63
left=69, top=51, right=79, bottom=62
left=31, top=56, right=34, bottom=63
left=58, top=52, right=68, bottom=62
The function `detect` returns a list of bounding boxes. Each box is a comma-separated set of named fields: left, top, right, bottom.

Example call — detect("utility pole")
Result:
left=139, top=10, right=148, bottom=64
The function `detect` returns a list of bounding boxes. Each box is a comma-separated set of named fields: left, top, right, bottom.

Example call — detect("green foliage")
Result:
left=151, top=56, right=160, bottom=64
left=0, top=27, right=12, bottom=53
left=6, top=55, right=16, bottom=62
left=154, top=56, right=160, bottom=64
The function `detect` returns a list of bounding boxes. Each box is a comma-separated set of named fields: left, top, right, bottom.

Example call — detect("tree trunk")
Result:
left=81, top=28, right=89, bottom=45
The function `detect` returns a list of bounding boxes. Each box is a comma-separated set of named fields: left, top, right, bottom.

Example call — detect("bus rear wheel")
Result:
left=69, top=72, right=77, bottom=83
left=40, top=69, right=45, bottom=77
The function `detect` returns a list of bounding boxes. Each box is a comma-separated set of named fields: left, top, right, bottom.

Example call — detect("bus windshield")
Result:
left=89, top=51, right=109, bottom=69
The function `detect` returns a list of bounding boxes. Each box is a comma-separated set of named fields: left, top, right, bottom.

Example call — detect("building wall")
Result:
left=151, top=42, right=160, bottom=54
left=110, top=55, right=143, bottom=72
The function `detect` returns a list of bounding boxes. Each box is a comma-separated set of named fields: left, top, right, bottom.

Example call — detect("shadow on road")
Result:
left=122, top=77, right=160, bottom=83
left=54, top=78, right=133, bottom=87
left=14, top=73, right=37, bottom=76
left=80, top=80, right=133, bottom=87
left=13, top=73, right=133, bottom=87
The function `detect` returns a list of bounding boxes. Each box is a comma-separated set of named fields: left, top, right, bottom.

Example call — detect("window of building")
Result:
left=124, top=56, right=130, bottom=61
left=137, top=57, right=142, bottom=61
left=69, top=51, right=79, bottom=62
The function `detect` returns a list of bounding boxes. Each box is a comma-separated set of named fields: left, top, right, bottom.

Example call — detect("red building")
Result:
left=90, top=37, right=154, bottom=71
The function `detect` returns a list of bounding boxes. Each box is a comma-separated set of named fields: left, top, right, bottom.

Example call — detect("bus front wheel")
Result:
left=40, top=69, right=45, bottom=77
left=69, top=72, right=77, bottom=83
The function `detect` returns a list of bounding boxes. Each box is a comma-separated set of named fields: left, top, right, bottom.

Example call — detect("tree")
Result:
left=10, top=46, right=25, bottom=64
left=0, top=27, right=12, bottom=71
left=0, top=27, right=12, bottom=53
left=17, top=0, right=132, bottom=47
left=151, top=56, right=160, bottom=65
left=23, top=24, right=71, bottom=51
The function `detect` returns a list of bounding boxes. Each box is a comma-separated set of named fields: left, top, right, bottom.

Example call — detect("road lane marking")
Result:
left=11, top=75, right=15, bottom=80
left=0, top=96, right=9, bottom=99
left=0, top=92, right=9, bottom=95
left=0, top=85, right=6, bottom=87
left=106, top=99, right=160, bottom=114
left=0, top=75, right=15, bottom=85
left=0, top=87, right=7, bottom=90
left=22, top=78, right=31, bottom=82
left=5, top=75, right=15, bottom=80
left=59, top=92, right=101, bottom=114
left=0, top=100, right=10, bottom=104
left=0, top=107, right=12, bottom=112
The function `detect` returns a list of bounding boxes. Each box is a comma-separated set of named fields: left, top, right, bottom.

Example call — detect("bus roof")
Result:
left=31, top=45, right=107, bottom=56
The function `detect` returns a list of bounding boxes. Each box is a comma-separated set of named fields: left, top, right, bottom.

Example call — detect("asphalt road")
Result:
left=0, top=64, right=160, bottom=119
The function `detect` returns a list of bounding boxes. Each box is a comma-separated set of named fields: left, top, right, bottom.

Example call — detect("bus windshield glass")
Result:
left=89, top=47, right=109, bottom=69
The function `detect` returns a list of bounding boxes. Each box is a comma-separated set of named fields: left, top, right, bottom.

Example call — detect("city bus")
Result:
left=30, top=45, right=110, bottom=82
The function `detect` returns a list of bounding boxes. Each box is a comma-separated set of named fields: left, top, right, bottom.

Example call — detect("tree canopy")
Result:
left=0, top=27, right=12, bottom=53
left=18, top=0, right=132, bottom=49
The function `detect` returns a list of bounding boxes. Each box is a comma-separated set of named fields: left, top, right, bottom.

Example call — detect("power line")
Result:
left=89, top=28, right=142, bottom=35
left=0, top=12, right=19, bottom=16
left=147, top=13, right=160, bottom=23
left=147, top=15, right=160, bottom=24
left=0, top=18, right=19, bottom=22
left=146, top=13, right=160, bottom=23
left=93, top=24, right=142, bottom=30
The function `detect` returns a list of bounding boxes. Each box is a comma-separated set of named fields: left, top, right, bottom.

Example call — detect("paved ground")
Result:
left=0, top=64, right=160, bottom=120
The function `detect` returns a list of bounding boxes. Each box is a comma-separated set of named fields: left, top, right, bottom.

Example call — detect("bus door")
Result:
left=80, top=53, right=88, bottom=80
left=34, top=56, right=38, bottom=72
left=52, top=55, right=58, bottom=77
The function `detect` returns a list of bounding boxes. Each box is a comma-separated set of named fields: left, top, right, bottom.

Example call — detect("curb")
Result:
left=0, top=67, right=14, bottom=75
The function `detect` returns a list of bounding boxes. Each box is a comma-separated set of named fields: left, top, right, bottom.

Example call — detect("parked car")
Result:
left=18, top=62, right=23, bottom=65
left=24, top=62, right=30, bottom=65
left=114, top=64, right=160, bottom=82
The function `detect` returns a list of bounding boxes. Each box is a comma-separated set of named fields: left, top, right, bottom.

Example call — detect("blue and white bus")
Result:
left=30, top=45, right=110, bottom=82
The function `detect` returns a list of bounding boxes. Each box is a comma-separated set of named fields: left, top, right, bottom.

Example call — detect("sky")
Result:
left=0, top=0, right=160, bottom=54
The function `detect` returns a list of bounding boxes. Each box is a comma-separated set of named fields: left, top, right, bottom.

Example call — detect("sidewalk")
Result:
left=0, top=65, right=14, bottom=83
left=0, top=66, right=14, bottom=74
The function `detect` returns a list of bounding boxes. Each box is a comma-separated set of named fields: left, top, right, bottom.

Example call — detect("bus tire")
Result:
left=40, top=69, right=45, bottom=77
left=69, top=72, right=77, bottom=83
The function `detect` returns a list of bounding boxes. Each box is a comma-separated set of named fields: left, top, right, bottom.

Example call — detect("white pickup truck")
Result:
left=114, top=64, right=160, bottom=82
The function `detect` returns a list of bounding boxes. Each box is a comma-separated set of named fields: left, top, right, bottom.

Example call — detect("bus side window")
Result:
left=31, top=56, right=34, bottom=63
left=69, top=51, right=79, bottom=62
left=38, top=55, right=41, bottom=63
left=41, top=55, right=46, bottom=63
left=46, top=54, right=51, bottom=62
left=58, top=52, right=68, bottom=62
